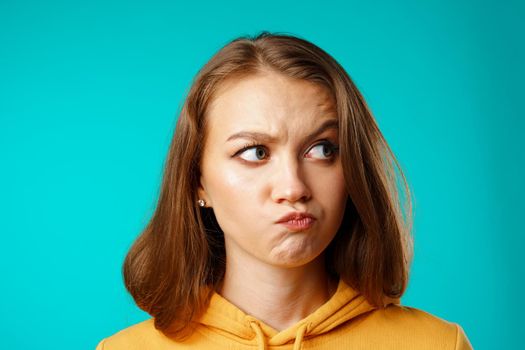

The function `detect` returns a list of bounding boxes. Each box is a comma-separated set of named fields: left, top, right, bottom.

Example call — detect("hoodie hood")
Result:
left=197, top=279, right=400, bottom=350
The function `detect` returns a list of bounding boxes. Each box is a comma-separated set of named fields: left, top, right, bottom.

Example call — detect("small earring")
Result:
left=197, top=199, right=206, bottom=207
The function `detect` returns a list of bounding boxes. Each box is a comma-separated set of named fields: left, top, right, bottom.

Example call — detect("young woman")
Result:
left=96, top=32, right=472, bottom=349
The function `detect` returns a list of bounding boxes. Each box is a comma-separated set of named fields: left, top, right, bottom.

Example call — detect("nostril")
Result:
left=271, top=181, right=311, bottom=204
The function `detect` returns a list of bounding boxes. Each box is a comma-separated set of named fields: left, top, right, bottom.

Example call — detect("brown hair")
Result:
left=123, top=31, right=413, bottom=339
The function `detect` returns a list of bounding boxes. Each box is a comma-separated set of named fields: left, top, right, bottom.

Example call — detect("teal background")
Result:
left=1, top=0, right=523, bottom=349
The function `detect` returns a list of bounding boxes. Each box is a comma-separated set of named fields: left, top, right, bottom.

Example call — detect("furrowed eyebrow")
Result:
left=225, top=118, right=339, bottom=143
left=226, top=131, right=277, bottom=143
left=305, top=119, right=339, bottom=141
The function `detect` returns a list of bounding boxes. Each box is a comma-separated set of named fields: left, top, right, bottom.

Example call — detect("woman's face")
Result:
left=198, top=71, right=347, bottom=269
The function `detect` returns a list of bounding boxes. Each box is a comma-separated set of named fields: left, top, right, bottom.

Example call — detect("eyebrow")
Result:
left=225, top=118, right=339, bottom=144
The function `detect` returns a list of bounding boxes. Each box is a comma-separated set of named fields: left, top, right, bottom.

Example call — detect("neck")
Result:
left=217, top=251, right=337, bottom=332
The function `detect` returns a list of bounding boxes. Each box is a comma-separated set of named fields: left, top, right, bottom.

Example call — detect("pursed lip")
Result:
left=276, top=212, right=316, bottom=232
left=276, top=211, right=316, bottom=223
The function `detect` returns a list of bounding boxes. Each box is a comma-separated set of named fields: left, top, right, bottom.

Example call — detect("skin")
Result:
left=198, top=70, right=348, bottom=331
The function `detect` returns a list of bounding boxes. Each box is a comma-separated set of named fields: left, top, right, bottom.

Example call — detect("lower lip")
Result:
left=278, top=217, right=315, bottom=232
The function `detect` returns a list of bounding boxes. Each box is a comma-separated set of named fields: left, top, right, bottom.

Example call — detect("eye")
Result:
left=305, top=141, right=339, bottom=160
left=237, top=145, right=268, bottom=162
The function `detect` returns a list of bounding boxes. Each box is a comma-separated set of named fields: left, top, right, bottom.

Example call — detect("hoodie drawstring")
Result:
left=249, top=321, right=267, bottom=350
left=293, top=323, right=308, bottom=350
left=249, top=321, right=309, bottom=350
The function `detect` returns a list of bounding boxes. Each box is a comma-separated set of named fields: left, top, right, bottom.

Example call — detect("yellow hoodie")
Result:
left=96, top=279, right=472, bottom=349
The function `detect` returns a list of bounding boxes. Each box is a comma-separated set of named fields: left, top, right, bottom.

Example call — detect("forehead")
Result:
left=204, top=72, right=337, bottom=142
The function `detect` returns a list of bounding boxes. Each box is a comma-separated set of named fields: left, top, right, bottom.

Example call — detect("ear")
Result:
left=197, top=178, right=211, bottom=207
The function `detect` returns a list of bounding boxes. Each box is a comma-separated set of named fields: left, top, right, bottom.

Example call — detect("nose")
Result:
left=270, top=156, right=311, bottom=204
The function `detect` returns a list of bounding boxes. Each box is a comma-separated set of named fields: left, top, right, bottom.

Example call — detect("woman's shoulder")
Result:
left=96, top=318, right=172, bottom=350
left=361, top=304, right=472, bottom=349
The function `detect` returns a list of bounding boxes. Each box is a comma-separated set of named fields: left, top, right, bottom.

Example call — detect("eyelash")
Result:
left=234, top=141, right=264, bottom=156
left=233, top=140, right=340, bottom=161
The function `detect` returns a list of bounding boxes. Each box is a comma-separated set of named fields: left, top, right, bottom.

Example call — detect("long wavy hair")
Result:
left=123, top=31, right=414, bottom=339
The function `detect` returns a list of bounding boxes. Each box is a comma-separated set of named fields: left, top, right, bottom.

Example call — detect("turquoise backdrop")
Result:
left=1, top=0, right=523, bottom=349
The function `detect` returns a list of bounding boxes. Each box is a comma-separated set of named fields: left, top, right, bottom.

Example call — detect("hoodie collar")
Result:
left=198, top=279, right=399, bottom=349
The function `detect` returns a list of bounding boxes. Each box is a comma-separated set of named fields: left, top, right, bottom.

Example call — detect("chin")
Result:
left=267, top=246, right=323, bottom=269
